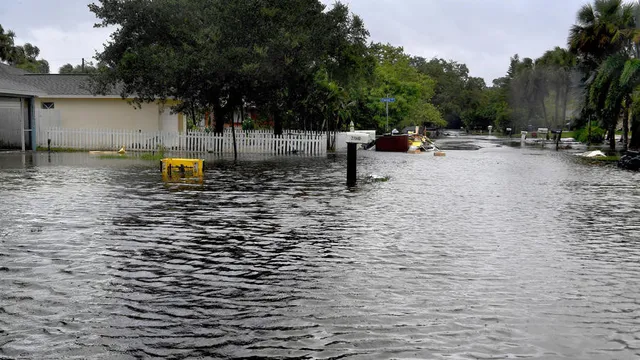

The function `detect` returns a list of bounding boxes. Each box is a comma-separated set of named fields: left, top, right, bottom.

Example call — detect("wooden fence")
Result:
left=37, top=127, right=327, bottom=156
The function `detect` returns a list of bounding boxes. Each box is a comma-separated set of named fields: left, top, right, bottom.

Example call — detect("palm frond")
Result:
left=577, top=3, right=596, bottom=25
left=620, top=58, right=640, bottom=86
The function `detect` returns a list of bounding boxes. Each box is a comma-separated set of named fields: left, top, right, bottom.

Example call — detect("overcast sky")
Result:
left=2, top=0, right=587, bottom=84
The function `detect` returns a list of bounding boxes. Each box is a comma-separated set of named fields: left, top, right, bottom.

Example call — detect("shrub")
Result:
left=242, top=118, right=255, bottom=131
left=574, top=126, right=606, bottom=144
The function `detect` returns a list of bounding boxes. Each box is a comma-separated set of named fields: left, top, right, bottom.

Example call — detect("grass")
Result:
left=97, top=154, right=128, bottom=159
left=36, top=145, right=166, bottom=161
left=576, top=155, right=621, bottom=166
left=97, top=151, right=164, bottom=160
left=36, top=146, right=85, bottom=152
left=139, top=151, right=165, bottom=161
left=590, top=155, right=621, bottom=162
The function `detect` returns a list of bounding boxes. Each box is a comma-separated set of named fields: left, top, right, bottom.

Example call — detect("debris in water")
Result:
left=366, top=174, right=389, bottom=182
left=576, top=150, right=606, bottom=158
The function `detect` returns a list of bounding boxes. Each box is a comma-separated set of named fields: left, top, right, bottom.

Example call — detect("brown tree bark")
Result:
left=273, top=109, right=283, bottom=135
left=609, top=122, right=616, bottom=151
left=213, top=101, right=225, bottom=134
left=554, top=87, right=560, bottom=128
left=562, top=85, right=569, bottom=129
left=622, top=106, right=629, bottom=150
left=630, top=113, right=640, bottom=150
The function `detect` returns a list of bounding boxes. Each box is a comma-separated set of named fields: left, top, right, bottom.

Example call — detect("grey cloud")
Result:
left=2, top=0, right=588, bottom=81
left=330, top=0, right=585, bottom=83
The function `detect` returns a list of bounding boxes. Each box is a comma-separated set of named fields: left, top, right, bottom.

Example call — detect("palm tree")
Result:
left=568, top=0, right=638, bottom=150
left=569, top=0, right=636, bottom=68
left=589, top=54, right=628, bottom=149
left=620, top=57, right=640, bottom=149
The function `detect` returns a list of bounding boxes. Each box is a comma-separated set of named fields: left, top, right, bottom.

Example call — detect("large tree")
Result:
left=89, top=0, right=370, bottom=139
left=507, top=55, right=551, bottom=130
left=411, top=57, right=486, bottom=129
left=0, top=24, right=49, bottom=73
left=366, top=44, right=444, bottom=132
left=568, top=0, right=637, bottom=150
left=536, top=47, right=577, bottom=129
left=0, top=25, right=15, bottom=62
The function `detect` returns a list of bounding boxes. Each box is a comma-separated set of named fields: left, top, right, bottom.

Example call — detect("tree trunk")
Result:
left=623, top=105, right=629, bottom=150
left=540, top=98, right=550, bottom=140
left=332, top=115, right=339, bottom=151
left=240, top=104, right=246, bottom=130
left=273, top=111, right=283, bottom=136
left=630, top=112, right=640, bottom=150
left=554, top=87, right=560, bottom=128
left=609, top=122, right=616, bottom=151
left=231, top=108, right=237, bottom=160
left=213, top=101, right=225, bottom=134
left=562, top=84, right=569, bottom=130
left=587, top=117, right=592, bottom=146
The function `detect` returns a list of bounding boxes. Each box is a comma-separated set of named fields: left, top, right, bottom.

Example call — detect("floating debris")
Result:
left=576, top=150, right=606, bottom=158
left=365, top=174, right=390, bottom=182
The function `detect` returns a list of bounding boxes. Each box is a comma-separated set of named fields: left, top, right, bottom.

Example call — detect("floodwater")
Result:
left=1, top=138, right=639, bottom=359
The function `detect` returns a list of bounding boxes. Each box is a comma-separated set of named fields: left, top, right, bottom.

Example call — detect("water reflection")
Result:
left=0, top=143, right=639, bottom=359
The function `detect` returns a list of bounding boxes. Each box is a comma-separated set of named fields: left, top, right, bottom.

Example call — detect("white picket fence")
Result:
left=37, top=127, right=327, bottom=156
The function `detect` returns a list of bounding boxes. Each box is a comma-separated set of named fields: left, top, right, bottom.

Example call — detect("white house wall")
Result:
left=36, top=98, right=162, bottom=132
left=159, top=107, right=179, bottom=132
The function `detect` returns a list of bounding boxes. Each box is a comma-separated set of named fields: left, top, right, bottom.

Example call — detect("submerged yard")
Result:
left=1, top=137, right=639, bottom=359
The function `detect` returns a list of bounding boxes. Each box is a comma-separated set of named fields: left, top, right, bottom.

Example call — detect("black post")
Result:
left=556, top=129, right=562, bottom=151
left=47, top=138, right=51, bottom=152
left=347, top=142, right=357, bottom=187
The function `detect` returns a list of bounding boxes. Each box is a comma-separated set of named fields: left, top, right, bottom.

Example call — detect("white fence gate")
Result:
left=37, top=127, right=327, bottom=156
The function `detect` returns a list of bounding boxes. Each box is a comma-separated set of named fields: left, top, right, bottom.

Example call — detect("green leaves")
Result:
left=620, top=58, right=640, bottom=86
left=362, top=44, right=444, bottom=131
left=0, top=24, right=49, bottom=73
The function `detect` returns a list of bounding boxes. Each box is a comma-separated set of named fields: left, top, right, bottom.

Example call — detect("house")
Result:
left=0, top=63, right=184, bottom=150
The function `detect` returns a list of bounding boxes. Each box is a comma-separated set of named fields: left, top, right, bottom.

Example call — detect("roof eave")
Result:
left=38, top=94, right=132, bottom=99
left=0, top=89, right=47, bottom=97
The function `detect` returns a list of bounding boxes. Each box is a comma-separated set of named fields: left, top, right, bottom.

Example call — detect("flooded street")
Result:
left=1, top=138, right=640, bottom=359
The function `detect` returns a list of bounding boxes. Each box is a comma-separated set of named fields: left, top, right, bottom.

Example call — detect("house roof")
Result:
left=0, top=64, right=30, bottom=76
left=0, top=63, right=122, bottom=97
left=20, top=74, right=98, bottom=96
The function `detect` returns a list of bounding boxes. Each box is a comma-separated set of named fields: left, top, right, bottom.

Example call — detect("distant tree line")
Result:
left=59, top=61, right=104, bottom=74
left=468, top=0, right=640, bottom=150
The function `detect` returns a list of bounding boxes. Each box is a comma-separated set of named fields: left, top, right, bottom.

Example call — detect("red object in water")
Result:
left=376, top=135, right=409, bottom=152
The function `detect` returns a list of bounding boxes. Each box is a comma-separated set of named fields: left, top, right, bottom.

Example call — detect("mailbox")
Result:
left=345, top=132, right=371, bottom=144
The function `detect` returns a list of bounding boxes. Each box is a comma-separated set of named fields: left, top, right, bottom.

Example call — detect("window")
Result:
left=41, top=102, right=54, bottom=109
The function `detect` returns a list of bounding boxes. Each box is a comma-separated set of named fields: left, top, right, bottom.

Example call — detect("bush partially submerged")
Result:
left=574, top=126, right=606, bottom=144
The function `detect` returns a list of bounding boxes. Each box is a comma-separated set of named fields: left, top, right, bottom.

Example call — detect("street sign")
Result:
left=381, top=95, right=395, bottom=133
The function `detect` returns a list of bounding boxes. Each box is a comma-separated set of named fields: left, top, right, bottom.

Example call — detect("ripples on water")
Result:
left=1, top=143, right=640, bottom=359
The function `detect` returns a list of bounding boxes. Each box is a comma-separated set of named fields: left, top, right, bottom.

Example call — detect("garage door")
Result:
left=0, top=97, right=24, bottom=149
left=0, top=97, right=20, bottom=109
